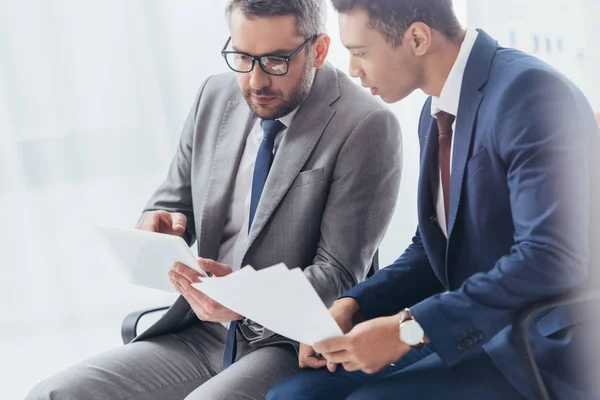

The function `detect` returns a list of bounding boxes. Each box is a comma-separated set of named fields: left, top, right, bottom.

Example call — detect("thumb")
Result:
left=327, top=362, right=337, bottom=373
left=199, top=258, right=231, bottom=277
left=170, top=213, right=187, bottom=234
left=298, top=344, right=312, bottom=367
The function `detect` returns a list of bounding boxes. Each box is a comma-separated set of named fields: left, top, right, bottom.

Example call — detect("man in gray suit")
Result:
left=27, top=0, right=401, bottom=399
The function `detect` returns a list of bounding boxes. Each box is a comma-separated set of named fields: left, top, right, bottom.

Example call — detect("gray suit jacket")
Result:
left=135, top=62, right=402, bottom=346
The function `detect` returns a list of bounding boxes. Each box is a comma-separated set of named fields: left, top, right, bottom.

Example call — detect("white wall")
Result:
left=581, top=0, right=600, bottom=110
left=466, top=0, right=600, bottom=111
left=0, top=1, right=228, bottom=397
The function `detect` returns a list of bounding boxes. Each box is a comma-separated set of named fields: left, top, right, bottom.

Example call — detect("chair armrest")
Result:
left=513, top=290, right=600, bottom=400
left=121, top=306, right=170, bottom=344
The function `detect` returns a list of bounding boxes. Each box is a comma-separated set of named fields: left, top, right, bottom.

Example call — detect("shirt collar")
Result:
left=278, top=107, right=298, bottom=129
left=431, top=28, right=479, bottom=118
left=259, top=107, right=299, bottom=131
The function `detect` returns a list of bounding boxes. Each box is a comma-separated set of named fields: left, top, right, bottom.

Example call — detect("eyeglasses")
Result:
left=221, top=35, right=317, bottom=76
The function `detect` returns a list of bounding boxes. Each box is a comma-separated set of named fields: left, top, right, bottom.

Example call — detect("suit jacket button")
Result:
left=457, top=341, right=466, bottom=352
left=464, top=337, right=474, bottom=347
left=474, top=331, right=484, bottom=341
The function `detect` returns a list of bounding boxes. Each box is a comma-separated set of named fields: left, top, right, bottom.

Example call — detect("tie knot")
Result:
left=262, top=119, right=286, bottom=141
left=436, top=111, right=455, bottom=136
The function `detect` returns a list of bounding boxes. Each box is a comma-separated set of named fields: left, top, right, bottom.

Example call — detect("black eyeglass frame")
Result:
left=221, top=34, right=318, bottom=76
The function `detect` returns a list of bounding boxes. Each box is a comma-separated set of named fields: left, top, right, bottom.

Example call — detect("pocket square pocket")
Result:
left=291, top=167, right=325, bottom=188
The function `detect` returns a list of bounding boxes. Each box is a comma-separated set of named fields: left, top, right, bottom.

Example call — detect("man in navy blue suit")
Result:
left=268, top=0, right=599, bottom=399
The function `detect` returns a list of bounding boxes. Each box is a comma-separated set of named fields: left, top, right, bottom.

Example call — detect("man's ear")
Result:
left=313, top=34, right=331, bottom=68
left=405, top=22, right=432, bottom=57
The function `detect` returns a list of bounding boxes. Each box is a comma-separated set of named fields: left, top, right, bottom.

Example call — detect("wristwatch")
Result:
left=399, top=308, right=425, bottom=349
left=242, top=317, right=264, bottom=335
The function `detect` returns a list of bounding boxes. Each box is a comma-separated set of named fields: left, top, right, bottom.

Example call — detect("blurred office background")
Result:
left=1, top=0, right=598, bottom=398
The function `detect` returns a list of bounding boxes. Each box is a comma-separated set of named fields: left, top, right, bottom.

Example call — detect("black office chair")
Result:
left=121, top=305, right=170, bottom=344
left=514, top=125, right=600, bottom=400
left=121, top=251, right=380, bottom=344
left=512, top=289, right=600, bottom=400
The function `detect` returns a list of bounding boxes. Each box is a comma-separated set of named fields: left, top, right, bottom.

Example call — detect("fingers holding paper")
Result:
left=171, top=258, right=232, bottom=282
left=171, top=262, right=203, bottom=283
left=297, top=298, right=358, bottom=370
left=313, top=315, right=411, bottom=375
left=169, top=261, right=242, bottom=323
left=200, top=258, right=235, bottom=277
left=298, top=343, right=328, bottom=369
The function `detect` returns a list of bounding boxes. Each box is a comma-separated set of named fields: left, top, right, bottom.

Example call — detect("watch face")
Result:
left=400, top=320, right=425, bottom=346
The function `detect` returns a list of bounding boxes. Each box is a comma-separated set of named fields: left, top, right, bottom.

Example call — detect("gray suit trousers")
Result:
left=26, top=322, right=299, bottom=400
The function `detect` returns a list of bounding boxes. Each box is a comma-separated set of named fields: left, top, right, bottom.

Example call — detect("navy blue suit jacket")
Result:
left=345, top=30, right=599, bottom=399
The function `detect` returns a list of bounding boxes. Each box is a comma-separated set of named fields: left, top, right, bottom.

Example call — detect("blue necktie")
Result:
left=223, top=119, right=285, bottom=369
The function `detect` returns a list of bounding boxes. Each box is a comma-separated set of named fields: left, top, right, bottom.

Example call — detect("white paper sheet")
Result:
left=93, top=224, right=206, bottom=293
left=193, top=264, right=343, bottom=345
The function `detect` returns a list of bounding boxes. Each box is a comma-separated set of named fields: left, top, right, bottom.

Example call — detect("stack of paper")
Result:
left=192, top=264, right=343, bottom=345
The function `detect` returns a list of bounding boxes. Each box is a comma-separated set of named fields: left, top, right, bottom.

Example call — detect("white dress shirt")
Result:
left=430, top=28, right=479, bottom=237
left=215, top=109, right=298, bottom=329
left=216, top=108, right=299, bottom=270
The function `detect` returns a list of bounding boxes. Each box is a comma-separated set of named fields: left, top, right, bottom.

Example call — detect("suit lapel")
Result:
left=199, top=100, right=254, bottom=260
left=243, top=64, right=340, bottom=259
left=418, top=118, right=440, bottom=228
left=417, top=115, right=449, bottom=286
left=446, top=90, right=482, bottom=238
left=447, top=30, right=498, bottom=239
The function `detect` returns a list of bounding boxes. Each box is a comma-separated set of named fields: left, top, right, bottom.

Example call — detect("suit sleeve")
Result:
left=410, top=69, right=594, bottom=366
left=302, top=107, right=402, bottom=307
left=343, top=227, right=445, bottom=319
left=142, top=78, right=211, bottom=246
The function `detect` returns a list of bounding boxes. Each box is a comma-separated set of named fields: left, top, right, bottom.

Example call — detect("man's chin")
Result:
left=250, top=103, right=284, bottom=120
left=380, top=92, right=406, bottom=104
left=252, top=105, right=274, bottom=118
left=378, top=94, right=394, bottom=104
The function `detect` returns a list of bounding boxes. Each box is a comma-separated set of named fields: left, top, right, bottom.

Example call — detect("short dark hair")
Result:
left=226, top=0, right=327, bottom=38
left=331, top=0, right=463, bottom=46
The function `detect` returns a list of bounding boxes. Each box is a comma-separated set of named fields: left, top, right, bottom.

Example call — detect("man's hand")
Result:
left=298, top=343, right=328, bottom=369
left=137, top=210, right=187, bottom=236
left=299, top=297, right=359, bottom=370
left=168, top=258, right=242, bottom=323
left=329, top=297, right=360, bottom=333
left=313, top=315, right=411, bottom=375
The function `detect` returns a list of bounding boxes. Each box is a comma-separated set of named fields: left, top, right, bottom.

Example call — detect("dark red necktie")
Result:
left=437, top=111, right=456, bottom=229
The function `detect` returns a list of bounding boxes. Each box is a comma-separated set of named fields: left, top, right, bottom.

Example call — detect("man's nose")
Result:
left=249, top=63, right=272, bottom=90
